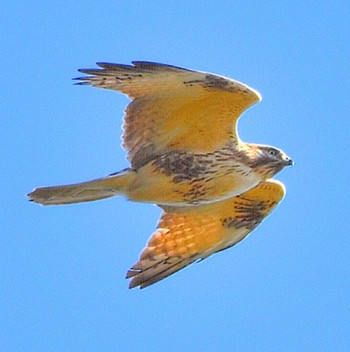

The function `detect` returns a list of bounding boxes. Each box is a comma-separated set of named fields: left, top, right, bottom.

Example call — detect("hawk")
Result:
left=28, top=62, right=292, bottom=288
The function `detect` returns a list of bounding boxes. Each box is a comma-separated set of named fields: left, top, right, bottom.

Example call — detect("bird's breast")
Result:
left=127, top=148, right=262, bottom=206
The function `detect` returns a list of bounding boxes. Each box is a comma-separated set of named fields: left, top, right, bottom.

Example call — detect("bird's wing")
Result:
left=126, top=179, right=285, bottom=289
left=77, top=61, right=261, bottom=168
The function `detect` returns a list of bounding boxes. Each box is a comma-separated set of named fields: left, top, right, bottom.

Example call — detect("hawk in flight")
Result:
left=28, top=62, right=292, bottom=288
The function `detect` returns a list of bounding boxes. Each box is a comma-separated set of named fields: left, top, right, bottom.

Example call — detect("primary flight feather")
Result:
left=29, top=61, right=292, bottom=206
left=28, top=61, right=292, bottom=288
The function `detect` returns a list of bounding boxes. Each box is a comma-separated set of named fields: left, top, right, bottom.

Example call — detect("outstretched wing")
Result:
left=76, top=61, right=261, bottom=168
left=127, top=179, right=285, bottom=289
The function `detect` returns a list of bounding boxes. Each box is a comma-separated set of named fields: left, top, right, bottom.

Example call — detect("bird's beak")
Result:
left=286, top=158, right=294, bottom=166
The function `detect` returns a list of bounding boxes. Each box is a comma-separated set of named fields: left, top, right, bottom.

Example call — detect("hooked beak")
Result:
left=286, top=157, right=294, bottom=166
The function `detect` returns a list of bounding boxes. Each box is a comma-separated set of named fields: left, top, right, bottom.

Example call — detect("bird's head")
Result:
left=248, top=144, right=293, bottom=178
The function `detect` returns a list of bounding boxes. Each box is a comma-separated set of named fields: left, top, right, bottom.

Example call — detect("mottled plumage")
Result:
left=29, top=61, right=292, bottom=206
left=127, top=179, right=285, bottom=288
left=28, top=62, right=293, bottom=288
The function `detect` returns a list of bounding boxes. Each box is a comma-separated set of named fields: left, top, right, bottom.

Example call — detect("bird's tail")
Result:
left=28, top=169, right=136, bottom=206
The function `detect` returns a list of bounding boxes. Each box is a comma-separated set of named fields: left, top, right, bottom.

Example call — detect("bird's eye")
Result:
left=268, top=149, right=277, bottom=156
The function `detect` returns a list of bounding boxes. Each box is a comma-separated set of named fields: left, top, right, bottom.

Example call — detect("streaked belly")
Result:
left=127, top=160, right=261, bottom=206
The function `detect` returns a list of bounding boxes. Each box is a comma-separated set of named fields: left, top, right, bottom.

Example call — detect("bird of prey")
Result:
left=28, top=61, right=292, bottom=288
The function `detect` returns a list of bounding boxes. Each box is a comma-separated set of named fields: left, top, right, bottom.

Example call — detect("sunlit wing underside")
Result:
left=126, top=179, right=285, bottom=288
left=77, top=61, right=261, bottom=168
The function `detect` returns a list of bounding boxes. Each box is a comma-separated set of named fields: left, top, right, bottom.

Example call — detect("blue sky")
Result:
left=2, top=1, right=349, bottom=351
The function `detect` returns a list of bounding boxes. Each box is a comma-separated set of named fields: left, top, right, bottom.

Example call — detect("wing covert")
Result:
left=77, top=61, right=261, bottom=168
left=127, top=179, right=285, bottom=288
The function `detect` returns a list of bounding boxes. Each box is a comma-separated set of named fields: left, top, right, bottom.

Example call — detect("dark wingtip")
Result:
left=131, top=61, right=192, bottom=72
left=128, top=279, right=138, bottom=289
left=72, top=76, right=92, bottom=85
left=96, top=62, right=134, bottom=70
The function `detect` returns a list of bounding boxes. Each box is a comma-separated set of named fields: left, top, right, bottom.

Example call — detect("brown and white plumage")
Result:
left=77, top=61, right=261, bottom=168
left=29, top=61, right=292, bottom=206
left=127, top=179, right=285, bottom=288
left=28, top=62, right=292, bottom=288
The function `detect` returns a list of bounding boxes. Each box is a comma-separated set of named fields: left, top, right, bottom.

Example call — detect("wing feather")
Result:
left=127, top=179, right=285, bottom=288
left=76, top=61, right=261, bottom=168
